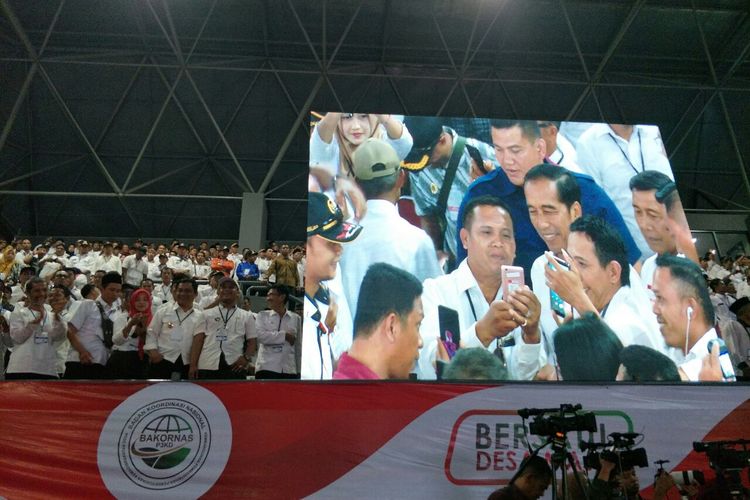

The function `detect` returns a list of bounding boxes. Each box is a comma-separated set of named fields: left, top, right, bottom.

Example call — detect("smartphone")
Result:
left=707, top=338, right=737, bottom=382
left=501, top=265, right=524, bottom=299
left=465, top=144, right=489, bottom=175
left=547, top=255, right=570, bottom=317
left=438, top=305, right=460, bottom=359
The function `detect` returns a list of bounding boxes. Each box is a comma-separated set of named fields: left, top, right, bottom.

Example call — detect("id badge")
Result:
left=270, top=343, right=283, bottom=353
left=170, top=325, right=184, bottom=343
left=34, top=332, right=49, bottom=344
left=216, top=327, right=228, bottom=342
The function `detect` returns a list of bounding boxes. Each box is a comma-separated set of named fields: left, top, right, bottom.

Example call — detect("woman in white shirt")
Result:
left=109, top=288, right=152, bottom=379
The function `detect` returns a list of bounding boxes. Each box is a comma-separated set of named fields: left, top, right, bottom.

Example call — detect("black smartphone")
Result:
left=465, top=144, right=489, bottom=175
left=438, top=305, right=460, bottom=359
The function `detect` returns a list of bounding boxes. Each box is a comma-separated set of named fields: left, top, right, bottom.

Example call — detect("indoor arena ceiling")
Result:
left=1, top=0, right=750, bottom=242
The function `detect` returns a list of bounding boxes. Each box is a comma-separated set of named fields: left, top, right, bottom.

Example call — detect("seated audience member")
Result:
left=6, top=278, right=67, bottom=379
left=145, top=278, right=205, bottom=380
left=554, top=313, right=623, bottom=381
left=417, top=195, right=544, bottom=381
left=545, top=215, right=664, bottom=352
left=235, top=251, right=260, bottom=281
left=442, top=347, right=507, bottom=381
left=487, top=455, right=552, bottom=500
left=651, top=254, right=735, bottom=381
left=302, top=192, right=362, bottom=380
left=340, top=137, right=442, bottom=316
left=333, top=263, right=423, bottom=380
left=252, top=284, right=301, bottom=379
left=616, top=344, right=681, bottom=382
left=109, top=288, right=151, bottom=379
left=457, top=120, right=641, bottom=280
left=402, top=116, right=498, bottom=265
left=190, top=277, right=255, bottom=380
left=65, top=271, right=122, bottom=379
left=81, top=283, right=99, bottom=300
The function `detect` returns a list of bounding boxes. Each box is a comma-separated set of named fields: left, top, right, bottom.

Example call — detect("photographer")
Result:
left=487, top=455, right=552, bottom=500
left=590, top=458, right=689, bottom=500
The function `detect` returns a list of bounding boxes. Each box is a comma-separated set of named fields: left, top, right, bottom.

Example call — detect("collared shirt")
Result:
left=340, top=199, right=443, bottom=316
left=252, top=309, right=301, bottom=374
left=302, top=292, right=334, bottom=380
left=145, top=305, right=206, bottom=363
left=198, top=305, right=254, bottom=370
left=193, top=263, right=211, bottom=280
left=679, top=328, right=720, bottom=381
left=112, top=310, right=140, bottom=352
left=265, top=256, right=299, bottom=287
left=7, top=304, right=66, bottom=376
left=94, top=254, right=122, bottom=274
left=410, top=127, right=498, bottom=258
left=168, top=256, right=194, bottom=277
left=333, top=352, right=380, bottom=380
left=601, top=285, right=667, bottom=353
left=576, top=124, right=673, bottom=260
left=417, top=259, right=545, bottom=380
left=154, top=283, right=173, bottom=304
left=67, top=297, right=118, bottom=366
left=235, top=261, right=259, bottom=280
left=122, top=254, right=149, bottom=287
left=70, top=252, right=97, bottom=274
left=457, top=167, right=641, bottom=280
left=549, top=132, right=584, bottom=173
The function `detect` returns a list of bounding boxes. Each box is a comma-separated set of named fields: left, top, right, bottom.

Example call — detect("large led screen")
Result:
left=304, top=112, right=733, bottom=384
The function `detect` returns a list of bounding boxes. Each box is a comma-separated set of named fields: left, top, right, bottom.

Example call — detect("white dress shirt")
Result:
left=576, top=124, right=673, bottom=259
left=340, top=199, right=443, bottom=317
left=112, top=310, right=140, bottom=352
left=66, top=297, right=117, bottom=366
left=549, top=133, right=583, bottom=173
left=678, top=328, right=721, bottom=381
left=302, top=293, right=334, bottom=380
left=253, top=309, right=301, bottom=374
left=7, top=304, right=66, bottom=376
left=94, top=254, right=122, bottom=274
left=417, top=259, right=545, bottom=380
left=145, top=305, right=206, bottom=363
left=70, top=252, right=97, bottom=274
left=198, top=305, right=255, bottom=370
left=601, top=285, right=667, bottom=353
left=168, top=256, right=194, bottom=277
left=122, top=254, right=149, bottom=287
left=154, top=283, right=174, bottom=304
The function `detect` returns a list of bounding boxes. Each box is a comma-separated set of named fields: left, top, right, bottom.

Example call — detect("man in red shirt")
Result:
left=333, top=262, right=423, bottom=380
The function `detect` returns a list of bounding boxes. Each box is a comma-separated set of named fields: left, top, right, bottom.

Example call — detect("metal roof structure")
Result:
left=1, top=0, right=750, bottom=242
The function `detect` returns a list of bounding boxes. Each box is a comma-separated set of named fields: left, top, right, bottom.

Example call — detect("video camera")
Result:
left=581, top=432, right=648, bottom=471
left=518, top=404, right=597, bottom=437
left=693, top=439, right=750, bottom=472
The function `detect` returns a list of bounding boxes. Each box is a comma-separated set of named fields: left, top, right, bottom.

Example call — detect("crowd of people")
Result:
left=304, top=113, right=750, bottom=382
left=0, top=238, right=307, bottom=380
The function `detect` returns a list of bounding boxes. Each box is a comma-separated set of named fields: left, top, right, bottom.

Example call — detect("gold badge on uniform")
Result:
left=430, top=182, right=439, bottom=194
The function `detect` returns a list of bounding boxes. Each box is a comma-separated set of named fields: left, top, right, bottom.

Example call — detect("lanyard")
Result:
left=306, top=293, right=334, bottom=380
left=218, top=306, right=237, bottom=329
left=608, top=129, right=643, bottom=175
left=175, top=308, right=193, bottom=326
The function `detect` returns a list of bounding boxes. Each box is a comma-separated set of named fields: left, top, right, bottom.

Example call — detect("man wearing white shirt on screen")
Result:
left=417, top=195, right=544, bottom=380
left=94, top=241, right=122, bottom=275
left=122, top=246, right=148, bottom=287
left=340, top=138, right=442, bottom=317
left=251, top=284, right=301, bottom=379
left=651, top=254, right=734, bottom=381
left=576, top=123, right=674, bottom=260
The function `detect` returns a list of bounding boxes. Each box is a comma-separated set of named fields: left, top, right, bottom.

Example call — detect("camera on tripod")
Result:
left=692, top=439, right=750, bottom=499
left=518, top=404, right=597, bottom=437
left=581, top=432, right=648, bottom=471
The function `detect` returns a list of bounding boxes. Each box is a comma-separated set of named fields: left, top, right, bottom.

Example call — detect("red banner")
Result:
left=1, top=382, right=748, bottom=499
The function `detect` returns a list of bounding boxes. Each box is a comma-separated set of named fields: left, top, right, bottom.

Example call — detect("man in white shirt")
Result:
left=227, top=243, right=243, bottom=266
left=192, top=251, right=211, bottom=280
left=251, top=284, right=301, bottom=379
left=537, top=121, right=583, bottom=173
left=14, top=238, right=33, bottom=267
left=94, top=241, right=122, bottom=275
left=545, top=215, right=665, bottom=353
left=154, top=268, right=174, bottom=304
left=340, top=138, right=442, bottom=317
left=69, top=241, right=97, bottom=274
left=121, top=246, right=148, bottom=287
left=417, top=195, right=545, bottom=380
left=145, top=278, right=205, bottom=379
left=576, top=123, right=674, bottom=260
left=302, top=192, right=363, bottom=380
left=651, top=254, right=734, bottom=381
left=5, top=277, right=67, bottom=379
left=10, top=267, right=35, bottom=305
left=190, top=277, right=255, bottom=379
left=65, top=271, right=122, bottom=379
left=38, top=243, right=69, bottom=282
left=168, top=243, right=193, bottom=277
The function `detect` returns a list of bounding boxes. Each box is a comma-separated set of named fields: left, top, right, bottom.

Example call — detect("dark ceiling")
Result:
left=1, top=0, right=750, bottom=242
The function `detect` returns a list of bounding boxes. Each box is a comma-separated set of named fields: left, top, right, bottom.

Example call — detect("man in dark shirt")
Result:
left=487, top=455, right=551, bottom=499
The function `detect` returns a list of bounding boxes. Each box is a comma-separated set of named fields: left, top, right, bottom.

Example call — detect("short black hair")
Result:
left=655, top=254, right=715, bottom=325
left=354, top=263, right=422, bottom=338
left=174, top=277, right=198, bottom=294
left=100, top=271, right=122, bottom=288
left=629, top=170, right=678, bottom=210
left=442, top=348, right=507, bottom=380
left=268, top=284, right=290, bottom=306
left=51, top=283, right=71, bottom=298
left=490, top=119, right=542, bottom=142
left=569, top=215, right=629, bottom=287
left=524, top=163, right=581, bottom=209
left=24, top=277, right=45, bottom=294
left=357, top=171, right=400, bottom=199
left=619, top=345, right=680, bottom=382
left=514, top=455, right=552, bottom=483
left=461, top=195, right=514, bottom=232
left=554, top=313, right=623, bottom=381
left=81, top=284, right=98, bottom=298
